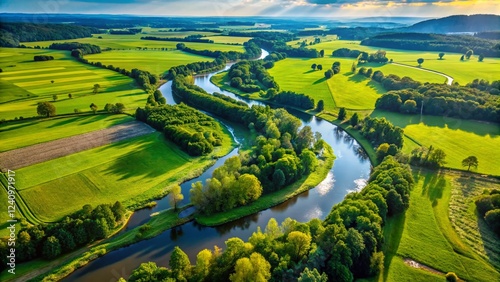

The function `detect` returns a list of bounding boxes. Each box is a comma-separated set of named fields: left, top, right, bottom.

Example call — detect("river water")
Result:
left=64, top=50, right=371, bottom=281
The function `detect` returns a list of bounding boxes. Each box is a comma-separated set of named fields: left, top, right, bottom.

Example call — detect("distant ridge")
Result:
left=406, top=14, right=500, bottom=33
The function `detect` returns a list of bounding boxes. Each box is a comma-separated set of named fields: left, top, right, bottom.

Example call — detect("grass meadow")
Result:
left=85, top=50, right=212, bottom=75
left=381, top=170, right=500, bottom=282
left=0, top=48, right=148, bottom=120
left=22, top=33, right=246, bottom=52
left=14, top=131, right=232, bottom=222
left=0, top=114, right=133, bottom=152
left=371, top=111, right=500, bottom=176
left=310, top=40, right=500, bottom=84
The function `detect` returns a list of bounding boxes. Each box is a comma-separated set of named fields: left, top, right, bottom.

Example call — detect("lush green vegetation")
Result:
left=0, top=48, right=148, bottom=120
left=136, top=104, right=228, bottom=156
left=0, top=114, right=133, bottom=152
left=86, top=50, right=211, bottom=75
left=14, top=132, right=232, bottom=222
left=383, top=170, right=500, bottom=282
left=361, top=33, right=500, bottom=57
left=126, top=156, right=414, bottom=281
left=195, top=143, right=334, bottom=226
left=371, top=111, right=500, bottom=175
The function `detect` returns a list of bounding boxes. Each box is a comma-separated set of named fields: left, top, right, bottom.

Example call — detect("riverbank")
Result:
left=210, top=72, right=378, bottom=165
left=30, top=206, right=194, bottom=282
left=195, top=143, right=335, bottom=226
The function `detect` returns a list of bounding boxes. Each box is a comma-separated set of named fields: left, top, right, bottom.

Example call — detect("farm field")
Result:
left=371, top=111, right=500, bottom=175
left=0, top=48, right=148, bottom=120
left=310, top=40, right=500, bottom=84
left=0, top=114, right=133, bottom=152
left=383, top=170, right=500, bottom=282
left=14, top=131, right=231, bottom=222
left=85, top=50, right=212, bottom=75
left=23, top=33, right=246, bottom=52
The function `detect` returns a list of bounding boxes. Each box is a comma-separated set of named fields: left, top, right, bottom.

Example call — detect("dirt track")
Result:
left=0, top=121, right=155, bottom=172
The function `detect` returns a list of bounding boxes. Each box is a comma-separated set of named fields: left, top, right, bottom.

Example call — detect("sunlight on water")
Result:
left=316, top=171, right=335, bottom=196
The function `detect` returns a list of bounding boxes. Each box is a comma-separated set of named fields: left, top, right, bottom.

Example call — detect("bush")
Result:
left=445, top=272, right=458, bottom=282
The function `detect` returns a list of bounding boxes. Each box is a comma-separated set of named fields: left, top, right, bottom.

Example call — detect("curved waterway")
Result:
left=65, top=50, right=372, bottom=281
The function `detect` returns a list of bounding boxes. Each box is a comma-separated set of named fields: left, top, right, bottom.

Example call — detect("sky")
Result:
left=1, top=0, right=500, bottom=18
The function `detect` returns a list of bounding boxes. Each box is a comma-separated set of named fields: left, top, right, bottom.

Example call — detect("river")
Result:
left=64, top=50, right=372, bottom=281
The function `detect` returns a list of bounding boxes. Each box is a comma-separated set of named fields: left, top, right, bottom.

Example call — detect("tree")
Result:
left=272, top=169, right=286, bottom=188
left=129, top=262, right=169, bottom=282
left=37, top=102, right=56, bottom=117
left=68, top=93, right=72, bottom=99
left=401, top=99, right=417, bottom=114
left=485, top=209, right=500, bottom=234
left=350, top=113, right=359, bottom=127
left=168, top=185, right=184, bottom=211
left=52, top=94, right=58, bottom=101
left=298, top=267, right=328, bottom=282
left=445, top=272, right=458, bottom=282
left=319, top=49, right=325, bottom=57
left=460, top=55, right=465, bottom=61
left=170, top=246, right=191, bottom=280
left=465, top=49, right=473, bottom=59
left=316, top=100, right=324, bottom=112
left=317, top=64, right=323, bottom=71
left=338, top=107, right=346, bottom=120
left=462, top=156, right=478, bottom=171
left=324, top=69, right=333, bottom=79
left=51, top=80, right=54, bottom=84
left=430, top=148, right=447, bottom=167
left=311, top=63, right=317, bottom=71
left=287, top=231, right=311, bottom=261
left=478, top=54, right=484, bottom=62
left=90, top=103, right=98, bottom=114
left=42, top=236, right=61, bottom=259
left=376, top=143, right=390, bottom=162
left=417, top=58, right=424, bottom=67
left=230, top=252, right=271, bottom=282
left=93, top=83, right=101, bottom=94
left=438, top=52, right=445, bottom=60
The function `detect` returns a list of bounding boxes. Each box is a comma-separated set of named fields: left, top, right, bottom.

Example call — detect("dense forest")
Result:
left=475, top=189, right=500, bottom=236
left=135, top=104, right=224, bottom=156
left=0, top=202, right=125, bottom=269
left=0, top=22, right=98, bottom=47
left=123, top=156, right=413, bottom=281
left=405, top=14, right=500, bottom=33
left=361, top=33, right=500, bottom=57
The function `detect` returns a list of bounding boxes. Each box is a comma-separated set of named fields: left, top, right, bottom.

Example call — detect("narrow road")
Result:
left=391, top=62, right=454, bottom=85
left=0, top=121, right=155, bottom=171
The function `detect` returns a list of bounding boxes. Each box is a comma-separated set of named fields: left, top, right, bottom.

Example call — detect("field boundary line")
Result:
left=391, top=62, right=454, bottom=85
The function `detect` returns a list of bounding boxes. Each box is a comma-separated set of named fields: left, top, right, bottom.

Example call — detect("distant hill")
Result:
left=406, top=14, right=500, bottom=33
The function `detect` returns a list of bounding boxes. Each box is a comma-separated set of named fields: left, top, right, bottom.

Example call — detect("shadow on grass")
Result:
left=313, top=77, right=327, bottom=85
left=47, top=116, right=84, bottom=128
left=420, top=169, right=446, bottom=206
left=382, top=212, right=407, bottom=282
left=0, top=120, right=38, bottom=133
left=303, top=70, right=315, bottom=74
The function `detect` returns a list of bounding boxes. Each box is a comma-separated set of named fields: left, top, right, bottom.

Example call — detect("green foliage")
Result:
left=462, top=156, right=479, bottom=171
left=170, top=246, right=192, bottom=280
left=298, top=267, right=328, bottom=282
left=36, top=102, right=56, bottom=117
left=446, top=272, right=458, bottom=282
left=168, top=185, right=184, bottom=211
left=230, top=252, right=271, bottom=282
left=349, top=113, right=359, bottom=127
left=338, top=107, right=347, bottom=120
left=475, top=190, right=500, bottom=235
left=42, top=236, right=61, bottom=259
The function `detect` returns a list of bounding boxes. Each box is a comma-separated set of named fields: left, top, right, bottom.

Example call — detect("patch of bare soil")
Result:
left=0, top=121, right=155, bottom=172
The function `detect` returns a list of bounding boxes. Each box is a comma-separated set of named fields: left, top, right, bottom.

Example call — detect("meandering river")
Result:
left=65, top=50, right=372, bottom=281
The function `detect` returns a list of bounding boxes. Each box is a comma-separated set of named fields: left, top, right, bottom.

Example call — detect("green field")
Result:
left=310, top=40, right=500, bottom=84
left=269, top=57, right=386, bottom=110
left=14, top=131, right=232, bottom=222
left=204, top=35, right=253, bottom=44
left=371, top=111, right=500, bottom=175
left=0, top=48, right=148, bottom=120
left=86, top=50, right=212, bottom=75
left=22, top=33, right=246, bottom=52
left=0, top=114, right=133, bottom=152
left=382, top=171, right=500, bottom=282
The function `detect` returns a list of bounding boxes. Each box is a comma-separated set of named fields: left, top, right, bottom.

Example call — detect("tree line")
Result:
left=47, top=42, right=101, bottom=56
left=123, top=156, right=413, bottom=282
left=136, top=103, right=224, bottom=156
left=475, top=189, right=500, bottom=236
left=141, top=34, right=214, bottom=44
left=375, top=83, right=499, bottom=123
left=332, top=48, right=389, bottom=63
left=0, top=202, right=125, bottom=269
left=361, top=33, right=500, bottom=58
left=0, top=22, right=99, bottom=47
left=33, top=55, right=54, bottom=61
